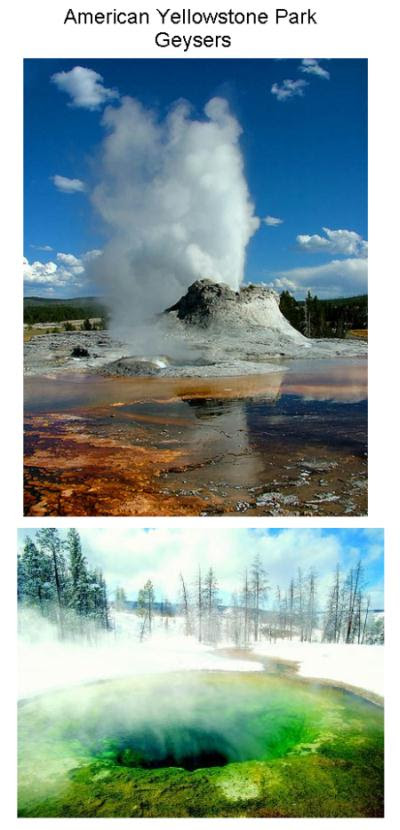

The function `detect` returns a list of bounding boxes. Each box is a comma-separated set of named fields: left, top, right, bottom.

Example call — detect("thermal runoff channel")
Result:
left=18, top=528, right=383, bottom=818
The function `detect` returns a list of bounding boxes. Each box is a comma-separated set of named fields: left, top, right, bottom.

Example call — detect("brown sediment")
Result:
left=24, top=413, right=208, bottom=516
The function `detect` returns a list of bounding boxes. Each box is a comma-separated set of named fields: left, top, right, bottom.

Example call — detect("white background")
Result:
left=2, top=0, right=400, bottom=827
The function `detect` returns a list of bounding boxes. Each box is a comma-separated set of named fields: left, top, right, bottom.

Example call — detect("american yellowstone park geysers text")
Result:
left=63, top=8, right=319, bottom=51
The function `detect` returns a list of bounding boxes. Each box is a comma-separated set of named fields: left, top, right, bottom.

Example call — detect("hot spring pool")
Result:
left=18, top=671, right=383, bottom=817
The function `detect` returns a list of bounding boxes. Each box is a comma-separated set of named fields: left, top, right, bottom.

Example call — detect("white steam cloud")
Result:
left=89, top=95, right=260, bottom=328
left=18, top=607, right=258, bottom=699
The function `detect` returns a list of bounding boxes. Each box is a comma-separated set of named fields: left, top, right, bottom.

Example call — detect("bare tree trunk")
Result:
left=180, top=573, right=192, bottom=636
left=197, top=567, right=203, bottom=643
left=361, top=596, right=370, bottom=644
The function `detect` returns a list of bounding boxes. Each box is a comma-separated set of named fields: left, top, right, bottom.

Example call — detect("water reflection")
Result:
left=281, top=360, right=367, bottom=404
left=24, top=358, right=367, bottom=516
left=24, top=359, right=367, bottom=412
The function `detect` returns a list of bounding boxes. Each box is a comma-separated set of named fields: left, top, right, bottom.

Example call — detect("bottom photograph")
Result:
left=17, top=527, right=384, bottom=818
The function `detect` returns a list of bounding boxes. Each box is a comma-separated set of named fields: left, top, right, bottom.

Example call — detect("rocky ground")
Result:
left=24, top=281, right=367, bottom=378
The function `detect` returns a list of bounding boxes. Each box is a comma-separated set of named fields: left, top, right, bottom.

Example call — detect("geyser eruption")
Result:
left=90, top=95, right=260, bottom=331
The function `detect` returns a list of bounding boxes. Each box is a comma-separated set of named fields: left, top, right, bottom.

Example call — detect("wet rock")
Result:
left=352, top=478, right=367, bottom=490
left=235, top=500, right=251, bottom=512
left=298, top=459, right=339, bottom=473
left=306, top=493, right=340, bottom=504
left=101, top=356, right=168, bottom=376
left=256, top=491, right=282, bottom=505
left=71, top=346, right=90, bottom=358
left=280, top=495, right=299, bottom=506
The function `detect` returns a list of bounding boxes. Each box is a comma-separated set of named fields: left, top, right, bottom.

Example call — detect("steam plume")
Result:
left=90, top=96, right=260, bottom=330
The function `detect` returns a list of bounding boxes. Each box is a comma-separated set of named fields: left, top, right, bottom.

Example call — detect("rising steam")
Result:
left=89, top=95, right=260, bottom=330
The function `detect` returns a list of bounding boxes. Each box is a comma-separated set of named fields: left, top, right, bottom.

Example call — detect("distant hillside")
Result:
left=24, top=290, right=367, bottom=336
left=24, top=295, right=103, bottom=306
left=24, top=296, right=108, bottom=325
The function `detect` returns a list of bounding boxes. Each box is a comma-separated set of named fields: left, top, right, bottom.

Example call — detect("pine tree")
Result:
left=66, top=529, right=89, bottom=625
left=36, top=529, right=68, bottom=638
left=202, top=567, right=220, bottom=644
left=18, top=531, right=111, bottom=641
left=305, top=569, right=317, bottom=642
left=250, top=554, right=269, bottom=642
left=18, top=537, right=53, bottom=612
left=296, top=567, right=305, bottom=642
left=229, top=591, right=242, bottom=646
left=196, top=567, right=203, bottom=643
left=179, top=573, right=192, bottom=636
left=288, top=578, right=295, bottom=640
left=242, top=568, right=251, bottom=647
left=115, top=586, right=128, bottom=611
left=345, top=560, right=363, bottom=643
left=137, top=579, right=155, bottom=639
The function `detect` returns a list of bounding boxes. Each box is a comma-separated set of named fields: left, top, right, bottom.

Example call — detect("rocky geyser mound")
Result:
left=165, top=278, right=305, bottom=342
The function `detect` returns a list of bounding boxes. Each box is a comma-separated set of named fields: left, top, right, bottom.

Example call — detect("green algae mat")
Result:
left=18, top=671, right=384, bottom=817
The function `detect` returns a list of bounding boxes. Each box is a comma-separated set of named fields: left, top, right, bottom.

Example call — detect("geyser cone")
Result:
left=165, top=278, right=306, bottom=341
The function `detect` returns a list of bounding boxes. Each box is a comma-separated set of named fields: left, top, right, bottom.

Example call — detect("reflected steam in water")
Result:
left=24, top=359, right=367, bottom=516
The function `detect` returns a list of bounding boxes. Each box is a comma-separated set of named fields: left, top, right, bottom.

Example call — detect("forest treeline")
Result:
left=133, top=557, right=383, bottom=647
left=18, top=529, right=110, bottom=640
left=24, top=298, right=108, bottom=325
left=279, top=291, right=367, bottom=338
left=18, top=530, right=383, bottom=647
left=24, top=292, right=367, bottom=337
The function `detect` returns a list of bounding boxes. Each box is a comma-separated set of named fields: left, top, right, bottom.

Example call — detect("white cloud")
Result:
left=271, top=79, right=308, bottom=101
left=35, top=528, right=379, bottom=609
left=263, top=215, right=283, bottom=226
left=23, top=249, right=102, bottom=294
left=56, top=252, right=85, bottom=273
left=299, top=59, right=330, bottom=80
left=271, top=256, right=368, bottom=298
left=297, top=227, right=368, bottom=257
left=51, top=66, right=119, bottom=110
left=52, top=174, right=86, bottom=194
left=23, top=258, right=58, bottom=285
left=76, top=528, right=343, bottom=602
left=30, top=244, right=53, bottom=252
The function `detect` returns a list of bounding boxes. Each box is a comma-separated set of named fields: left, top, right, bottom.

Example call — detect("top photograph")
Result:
left=23, top=58, right=367, bottom=517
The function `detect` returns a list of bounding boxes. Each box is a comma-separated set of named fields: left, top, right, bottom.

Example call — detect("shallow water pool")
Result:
left=24, top=359, right=367, bottom=516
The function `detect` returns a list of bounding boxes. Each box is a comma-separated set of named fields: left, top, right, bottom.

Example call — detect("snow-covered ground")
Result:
left=250, top=640, right=383, bottom=698
left=18, top=615, right=263, bottom=700
left=18, top=611, right=383, bottom=700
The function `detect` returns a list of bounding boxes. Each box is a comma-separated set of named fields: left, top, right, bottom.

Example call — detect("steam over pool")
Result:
left=19, top=671, right=383, bottom=818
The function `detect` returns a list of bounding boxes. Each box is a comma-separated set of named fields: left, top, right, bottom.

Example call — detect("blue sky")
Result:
left=18, top=528, right=383, bottom=609
left=24, top=58, right=367, bottom=300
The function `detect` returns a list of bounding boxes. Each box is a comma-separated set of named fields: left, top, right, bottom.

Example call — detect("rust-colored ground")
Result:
left=24, top=413, right=208, bottom=516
